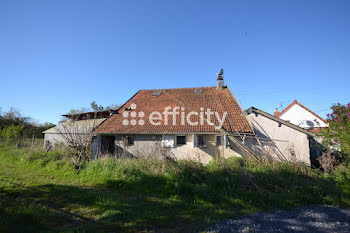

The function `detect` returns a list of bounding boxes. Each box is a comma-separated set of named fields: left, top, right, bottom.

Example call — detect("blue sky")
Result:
left=1, top=0, right=349, bottom=124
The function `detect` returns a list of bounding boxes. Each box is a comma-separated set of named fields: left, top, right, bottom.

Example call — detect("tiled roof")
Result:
left=276, top=100, right=327, bottom=123
left=308, top=127, right=328, bottom=134
left=94, top=87, right=253, bottom=134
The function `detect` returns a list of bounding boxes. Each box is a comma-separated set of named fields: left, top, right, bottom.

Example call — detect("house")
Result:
left=245, top=107, right=317, bottom=166
left=43, top=110, right=111, bottom=149
left=274, top=100, right=328, bottom=134
left=92, top=70, right=255, bottom=164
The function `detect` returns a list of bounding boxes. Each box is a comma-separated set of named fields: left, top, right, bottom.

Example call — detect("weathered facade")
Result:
left=245, top=107, right=316, bottom=166
left=44, top=118, right=106, bottom=149
left=93, top=133, right=243, bottom=164
left=43, top=110, right=111, bottom=149
left=93, top=71, right=254, bottom=163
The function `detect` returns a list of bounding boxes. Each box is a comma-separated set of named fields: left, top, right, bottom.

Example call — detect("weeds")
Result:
left=0, top=145, right=349, bottom=232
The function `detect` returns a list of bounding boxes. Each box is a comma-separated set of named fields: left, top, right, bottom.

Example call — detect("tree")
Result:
left=67, top=108, right=90, bottom=115
left=0, top=125, right=24, bottom=144
left=0, top=107, right=30, bottom=127
left=90, top=101, right=104, bottom=111
left=0, top=107, right=55, bottom=139
left=37, top=122, right=56, bottom=137
left=321, top=103, right=350, bottom=159
left=55, top=115, right=99, bottom=165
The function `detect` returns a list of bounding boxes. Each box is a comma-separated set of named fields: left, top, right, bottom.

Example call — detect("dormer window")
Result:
left=195, top=89, right=202, bottom=94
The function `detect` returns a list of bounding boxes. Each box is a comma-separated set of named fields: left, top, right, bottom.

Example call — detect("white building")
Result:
left=43, top=111, right=110, bottom=149
left=274, top=100, right=328, bottom=133
left=245, top=107, right=316, bottom=166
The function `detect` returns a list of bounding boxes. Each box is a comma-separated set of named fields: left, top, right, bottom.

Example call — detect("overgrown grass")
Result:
left=0, top=144, right=349, bottom=232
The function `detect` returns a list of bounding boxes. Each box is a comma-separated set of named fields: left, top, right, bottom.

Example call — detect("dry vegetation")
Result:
left=1, top=144, right=349, bottom=232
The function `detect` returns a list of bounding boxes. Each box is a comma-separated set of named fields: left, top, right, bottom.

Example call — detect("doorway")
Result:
left=101, top=135, right=115, bottom=155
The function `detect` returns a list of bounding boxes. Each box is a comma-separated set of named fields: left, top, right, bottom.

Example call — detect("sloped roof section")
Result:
left=94, top=87, right=253, bottom=134
left=246, top=107, right=315, bottom=137
left=44, top=118, right=106, bottom=134
left=276, top=100, right=327, bottom=123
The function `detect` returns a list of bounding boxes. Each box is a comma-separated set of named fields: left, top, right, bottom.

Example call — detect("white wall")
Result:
left=246, top=113, right=311, bottom=166
left=44, top=133, right=68, bottom=149
left=280, top=104, right=328, bottom=129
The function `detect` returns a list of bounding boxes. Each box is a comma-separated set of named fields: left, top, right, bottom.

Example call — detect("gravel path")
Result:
left=207, top=205, right=350, bottom=233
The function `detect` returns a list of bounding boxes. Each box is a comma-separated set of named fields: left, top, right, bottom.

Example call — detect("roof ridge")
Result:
left=139, top=86, right=217, bottom=91
left=278, top=100, right=327, bottom=123
left=276, top=100, right=297, bottom=117
left=294, top=101, right=327, bottom=123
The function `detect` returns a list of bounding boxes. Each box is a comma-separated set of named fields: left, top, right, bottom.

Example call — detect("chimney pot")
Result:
left=274, top=108, right=280, bottom=117
left=217, top=68, right=224, bottom=89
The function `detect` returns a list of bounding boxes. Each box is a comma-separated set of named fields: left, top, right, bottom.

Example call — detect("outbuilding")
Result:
left=245, top=107, right=318, bottom=166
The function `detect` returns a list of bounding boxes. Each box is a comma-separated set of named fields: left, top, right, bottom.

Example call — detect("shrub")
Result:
left=322, top=103, right=350, bottom=160
left=0, top=125, right=24, bottom=144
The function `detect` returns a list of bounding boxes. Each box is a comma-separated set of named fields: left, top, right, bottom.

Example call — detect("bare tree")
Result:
left=56, top=115, right=100, bottom=164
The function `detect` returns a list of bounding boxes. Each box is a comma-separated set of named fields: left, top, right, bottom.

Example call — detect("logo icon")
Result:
left=122, top=104, right=145, bottom=126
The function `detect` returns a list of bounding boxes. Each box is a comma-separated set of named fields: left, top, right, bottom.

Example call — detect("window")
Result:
left=216, top=136, right=224, bottom=146
left=194, top=135, right=206, bottom=148
left=198, top=135, right=205, bottom=146
left=194, top=89, right=203, bottom=94
left=162, top=135, right=175, bottom=147
left=176, top=136, right=186, bottom=145
left=126, top=136, right=134, bottom=146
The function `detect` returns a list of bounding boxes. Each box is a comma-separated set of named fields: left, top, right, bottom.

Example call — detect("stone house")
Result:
left=92, top=71, right=255, bottom=164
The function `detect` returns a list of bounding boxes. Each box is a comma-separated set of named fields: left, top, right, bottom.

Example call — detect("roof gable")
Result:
left=277, top=100, right=327, bottom=123
left=94, top=87, right=253, bottom=134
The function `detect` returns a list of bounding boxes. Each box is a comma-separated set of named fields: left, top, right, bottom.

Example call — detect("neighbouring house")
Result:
left=43, top=110, right=111, bottom=149
left=274, top=100, right=328, bottom=134
left=245, top=107, right=318, bottom=166
left=92, top=71, right=256, bottom=164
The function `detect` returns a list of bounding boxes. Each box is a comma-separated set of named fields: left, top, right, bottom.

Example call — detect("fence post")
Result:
left=32, top=134, right=35, bottom=147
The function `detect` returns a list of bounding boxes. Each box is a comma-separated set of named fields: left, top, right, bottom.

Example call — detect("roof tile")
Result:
left=94, top=87, right=253, bottom=134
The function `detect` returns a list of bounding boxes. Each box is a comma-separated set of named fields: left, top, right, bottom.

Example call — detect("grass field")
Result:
left=0, top=145, right=349, bottom=232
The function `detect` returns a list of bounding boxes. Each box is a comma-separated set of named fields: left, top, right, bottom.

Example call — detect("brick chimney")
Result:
left=217, top=68, right=224, bottom=89
left=274, top=108, right=280, bottom=117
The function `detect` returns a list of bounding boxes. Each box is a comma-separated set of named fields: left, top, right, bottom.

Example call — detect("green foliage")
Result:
left=90, top=101, right=120, bottom=111
left=0, top=146, right=349, bottom=232
left=36, top=122, right=56, bottom=137
left=0, top=107, right=55, bottom=138
left=90, top=100, right=104, bottom=111
left=0, top=125, right=24, bottom=143
left=322, top=103, right=350, bottom=158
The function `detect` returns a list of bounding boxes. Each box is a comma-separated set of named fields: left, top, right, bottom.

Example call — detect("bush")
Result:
left=0, top=125, right=24, bottom=144
left=322, top=103, right=350, bottom=160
